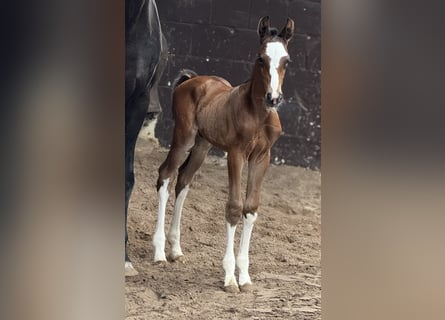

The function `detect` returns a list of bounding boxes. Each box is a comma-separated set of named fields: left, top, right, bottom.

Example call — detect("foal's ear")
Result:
left=257, top=16, right=271, bottom=43
left=279, top=17, right=295, bottom=42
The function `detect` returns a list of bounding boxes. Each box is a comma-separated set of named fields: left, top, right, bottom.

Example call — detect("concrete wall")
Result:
left=154, top=0, right=320, bottom=168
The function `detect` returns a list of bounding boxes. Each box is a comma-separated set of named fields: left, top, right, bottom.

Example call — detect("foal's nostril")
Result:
left=266, top=92, right=272, bottom=102
left=278, top=94, right=283, bottom=102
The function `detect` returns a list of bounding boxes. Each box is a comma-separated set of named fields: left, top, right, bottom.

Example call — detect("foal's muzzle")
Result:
left=265, top=92, right=283, bottom=107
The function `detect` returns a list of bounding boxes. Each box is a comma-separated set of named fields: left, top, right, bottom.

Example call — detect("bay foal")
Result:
left=153, top=16, right=294, bottom=292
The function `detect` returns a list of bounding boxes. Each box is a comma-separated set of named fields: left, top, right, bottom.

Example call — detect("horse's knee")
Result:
left=243, top=197, right=259, bottom=215
left=225, top=200, right=243, bottom=226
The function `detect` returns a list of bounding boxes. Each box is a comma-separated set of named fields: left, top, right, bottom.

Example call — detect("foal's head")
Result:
left=256, top=16, right=294, bottom=107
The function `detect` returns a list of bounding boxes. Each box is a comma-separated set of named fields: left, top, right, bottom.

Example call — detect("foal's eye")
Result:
left=257, top=57, right=264, bottom=65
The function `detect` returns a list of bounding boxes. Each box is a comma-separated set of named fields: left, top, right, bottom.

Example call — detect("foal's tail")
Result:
left=172, top=69, right=198, bottom=90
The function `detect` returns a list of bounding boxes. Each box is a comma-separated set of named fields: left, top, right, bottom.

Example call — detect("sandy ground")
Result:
left=125, top=136, right=321, bottom=320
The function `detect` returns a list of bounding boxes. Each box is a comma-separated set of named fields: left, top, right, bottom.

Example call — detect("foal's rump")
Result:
left=172, top=71, right=232, bottom=116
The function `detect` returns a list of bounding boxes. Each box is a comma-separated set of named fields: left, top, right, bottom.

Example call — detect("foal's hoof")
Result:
left=153, top=259, right=168, bottom=266
left=224, top=285, right=240, bottom=293
left=239, top=283, right=254, bottom=293
left=168, top=254, right=185, bottom=263
left=125, top=261, right=139, bottom=277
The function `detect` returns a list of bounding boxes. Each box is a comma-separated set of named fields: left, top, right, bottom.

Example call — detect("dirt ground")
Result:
left=125, top=136, right=321, bottom=320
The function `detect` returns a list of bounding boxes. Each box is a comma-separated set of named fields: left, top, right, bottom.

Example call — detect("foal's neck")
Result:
left=243, top=64, right=270, bottom=121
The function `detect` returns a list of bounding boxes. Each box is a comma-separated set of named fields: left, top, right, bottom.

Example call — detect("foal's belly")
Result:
left=196, top=106, right=236, bottom=151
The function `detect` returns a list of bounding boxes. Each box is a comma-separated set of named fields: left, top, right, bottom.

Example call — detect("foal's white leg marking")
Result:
left=265, top=42, right=288, bottom=99
left=167, top=184, right=190, bottom=259
left=237, top=212, right=257, bottom=286
left=152, top=178, right=169, bottom=262
left=223, top=223, right=238, bottom=288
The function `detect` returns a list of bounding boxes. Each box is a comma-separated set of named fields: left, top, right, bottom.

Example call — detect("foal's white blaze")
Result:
left=223, top=223, right=238, bottom=287
left=167, top=184, right=190, bottom=259
left=265, top=42, right=288, bottom=99
left=153, top=178, right=170, bottom=262
left=237, top=212, right=257, bottom=286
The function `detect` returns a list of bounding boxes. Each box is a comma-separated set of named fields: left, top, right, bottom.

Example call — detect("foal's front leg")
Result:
left=237, top=151, right=270, bottom=291
left=223, top=151, right=244, bottom=292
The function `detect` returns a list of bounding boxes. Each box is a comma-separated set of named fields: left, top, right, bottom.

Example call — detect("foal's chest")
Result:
left=263, top=109, right=283, bottom=144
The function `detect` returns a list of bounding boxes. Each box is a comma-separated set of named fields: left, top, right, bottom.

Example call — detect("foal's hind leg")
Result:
left=153, top=122, right=198, bottom=262
left=167, top=136, right=211, bottom=261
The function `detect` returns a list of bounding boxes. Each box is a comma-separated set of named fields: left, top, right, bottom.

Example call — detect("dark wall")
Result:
left=154, top=0, right=320, bottom=169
